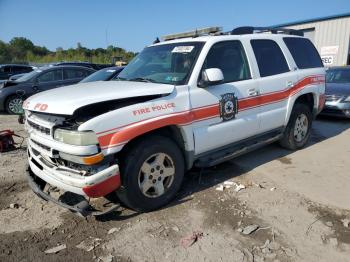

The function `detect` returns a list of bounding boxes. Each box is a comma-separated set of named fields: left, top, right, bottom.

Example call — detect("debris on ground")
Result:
left=234, top=183, right=246, bottom=192
left=329, top=238, right=338, bottom=247
left=97, top=254, right=114, bottom=262
left=107, top=227, right=121, bottom=235
left=341, top=218, right=349, bottom=228
left=223, top=181, right=235, bottom=187
left=44, top=244, right=67, bottom=254
left=9, top=203, right=19, bottom=209
left=237, top=224, right=259, bottom=235
left=215, top=181, right=246, bottom=192
left=172, top=226, right=180, bottom=232
left=76, top=237, right=102, bottom=252
left=180, top=231, right=203, bottom=248
left=215, top=185, right=224, bottom=191
left=270, top=187, right=276, bottom=191
left=325, top=221, right=333, bottom=227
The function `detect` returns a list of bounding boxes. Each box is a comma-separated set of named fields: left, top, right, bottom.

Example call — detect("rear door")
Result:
left=190, top=40, right=260, bottom=154
left=63, top=68, right=92, bottom=85
left=250, top=39, right=299, bottom=132
left=282, top=37, right=325, bottom=108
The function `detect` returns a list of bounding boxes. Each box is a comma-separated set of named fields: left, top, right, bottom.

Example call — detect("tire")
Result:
left=279, top=103, right=312, bottom=150
left=117, top=135, right=185, bottom=212
left=5, top=95, right=24, bottom=115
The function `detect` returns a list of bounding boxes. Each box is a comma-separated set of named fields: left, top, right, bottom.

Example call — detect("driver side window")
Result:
left=202, top=41, right=251, bottom=83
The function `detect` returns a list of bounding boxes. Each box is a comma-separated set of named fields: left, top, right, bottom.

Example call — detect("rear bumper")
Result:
left=27, top=143, right=121, bottom=198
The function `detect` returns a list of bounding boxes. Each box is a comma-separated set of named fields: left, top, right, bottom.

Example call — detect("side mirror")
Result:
left=198, top=68, right=224, bottom=88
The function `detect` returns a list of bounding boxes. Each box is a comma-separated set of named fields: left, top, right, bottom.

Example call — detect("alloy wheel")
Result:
left=138, top=153, right=175, bottom=198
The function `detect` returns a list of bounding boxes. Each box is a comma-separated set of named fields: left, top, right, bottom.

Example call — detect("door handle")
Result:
left=248, top=88, right=259, bottom=96
left=286, top=81, right=294, bottom=88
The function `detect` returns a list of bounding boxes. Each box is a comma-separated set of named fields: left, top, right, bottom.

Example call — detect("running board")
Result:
left=195, top=130, right=283, bottom=168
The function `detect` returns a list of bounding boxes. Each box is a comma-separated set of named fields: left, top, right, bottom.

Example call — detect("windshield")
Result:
left=326, top=68, right=350, bottom=84
left=80, top=67, right=121, bottom=83
left=116, top=42, right=204, bottom=85
left=15, top=70, right=42, bottom=82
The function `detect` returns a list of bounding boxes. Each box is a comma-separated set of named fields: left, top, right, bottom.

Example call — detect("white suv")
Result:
left=23, top=27, right=325, bottom=216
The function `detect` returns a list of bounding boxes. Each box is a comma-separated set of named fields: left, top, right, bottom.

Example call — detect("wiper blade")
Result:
left=128, top=77, right=155, bottom=83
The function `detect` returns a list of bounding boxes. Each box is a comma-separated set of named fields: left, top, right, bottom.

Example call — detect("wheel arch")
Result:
left=285, top=92, right=316, bottom=125
left=116, top=125, right=194, bottom=170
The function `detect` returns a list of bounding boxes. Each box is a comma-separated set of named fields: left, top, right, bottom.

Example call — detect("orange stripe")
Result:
left=99, top=75, right=324, bottom=149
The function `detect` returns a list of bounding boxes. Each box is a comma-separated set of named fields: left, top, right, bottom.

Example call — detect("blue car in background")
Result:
left=321, top=66, right=350, bottom=118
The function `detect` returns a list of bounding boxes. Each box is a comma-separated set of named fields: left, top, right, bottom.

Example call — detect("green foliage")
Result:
left=0, top=37, right=136, bottom=65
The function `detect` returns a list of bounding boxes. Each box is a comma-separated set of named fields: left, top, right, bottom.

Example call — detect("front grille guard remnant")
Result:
left=26, top=164, right=120, bottom=217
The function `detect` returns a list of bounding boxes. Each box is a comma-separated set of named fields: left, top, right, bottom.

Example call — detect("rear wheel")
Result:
left=6, top=95, right=24, bottom=115
left=279, top=103, right=312, bottom=150
left=117, top=135, right=185, bottom=212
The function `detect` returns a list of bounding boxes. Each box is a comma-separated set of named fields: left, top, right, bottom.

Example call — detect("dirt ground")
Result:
left=0, top=114, right=350, bottom=262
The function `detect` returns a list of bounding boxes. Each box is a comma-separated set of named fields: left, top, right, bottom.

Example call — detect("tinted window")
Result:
left=202, top=41, right=251, bottom=83
left=3, top=66, right=11, bottom=73
left=283, top=37, right=323, bottom=69
left=64, top=68, right=90, bottom=79
left=326, top=69, right=350, bottom=83
left=251, top=40, right=289, bottom=77
left=13, top=66, right=30, bottom=73
left=37, top=70, right=63, bottom=82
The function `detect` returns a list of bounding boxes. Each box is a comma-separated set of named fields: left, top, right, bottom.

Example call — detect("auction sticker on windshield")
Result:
left=172, top=46, right=194, bottom=53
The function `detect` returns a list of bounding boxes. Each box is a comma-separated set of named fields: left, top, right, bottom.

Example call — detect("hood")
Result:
left=325, top=83, right=350, bottom=96
left=23, top=81, right=175, bottom=115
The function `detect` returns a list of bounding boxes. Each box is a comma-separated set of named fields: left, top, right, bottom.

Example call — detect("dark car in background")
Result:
left=321, top=66, right=350, bottom=118
left=0, top=65, right=95, bottom=114
left=0, top=64, right=35, bottom=80
left=80, top=66, right=124, bottom=83
left=54, top=62, right=114, bottom=70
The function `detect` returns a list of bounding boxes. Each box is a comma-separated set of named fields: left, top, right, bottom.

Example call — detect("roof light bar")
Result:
left=162, top=26, right=222, bottom=41
left=230, top=26, right=304, bottom=36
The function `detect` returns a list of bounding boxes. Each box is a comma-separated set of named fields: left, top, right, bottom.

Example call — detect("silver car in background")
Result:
left=321, top=66, right=350, bottom=118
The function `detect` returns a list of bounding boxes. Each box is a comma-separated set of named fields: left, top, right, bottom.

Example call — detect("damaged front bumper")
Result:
left=27, top=143, right=122, bottom=216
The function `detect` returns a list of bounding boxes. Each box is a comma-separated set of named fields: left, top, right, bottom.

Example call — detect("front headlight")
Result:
left=54, top=129, right=98, bottom=146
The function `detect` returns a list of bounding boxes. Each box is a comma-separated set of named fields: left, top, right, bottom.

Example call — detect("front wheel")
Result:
left=279, top=103, right=312, bottom=150
left=117, top=135, right=185, bottom=212
left=6, top=95, right=24, bottom=115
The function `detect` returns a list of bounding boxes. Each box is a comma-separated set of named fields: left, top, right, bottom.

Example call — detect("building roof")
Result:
left=272, top=12, right=350, bottom=28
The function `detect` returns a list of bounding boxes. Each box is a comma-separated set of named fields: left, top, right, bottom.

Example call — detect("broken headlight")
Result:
left=54, top=129, right=98, bottom=146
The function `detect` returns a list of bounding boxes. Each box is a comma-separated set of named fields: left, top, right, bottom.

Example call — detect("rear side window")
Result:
left=251, top=39, right=289, bottom=77
left=64, top=68, right=90, bottom=79
left=37, top=70, right=63, bottom=82
left=283, top=37, right=323, bottom=69
left=202, top=41, right=251, bottom=83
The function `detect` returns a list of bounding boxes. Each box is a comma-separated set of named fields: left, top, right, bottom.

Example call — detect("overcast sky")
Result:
left=1, top=0, right=349, bottom=52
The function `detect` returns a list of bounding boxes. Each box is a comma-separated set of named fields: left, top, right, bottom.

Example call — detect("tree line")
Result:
left=0, top=37, right=137, bottom=65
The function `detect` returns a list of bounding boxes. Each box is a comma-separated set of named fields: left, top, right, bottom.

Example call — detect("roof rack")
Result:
left=162, top=26, right=222, bottom=41
left=230, top=26, right=304, bottom=36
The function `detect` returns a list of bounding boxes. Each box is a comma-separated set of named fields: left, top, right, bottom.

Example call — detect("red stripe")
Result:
left=98, top=75, right=324, bottom=149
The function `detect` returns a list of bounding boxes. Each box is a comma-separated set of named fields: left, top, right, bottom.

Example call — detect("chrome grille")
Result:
left=27, top=119, right=51, bottom=135
left=31, top=139, right=51, bottom=152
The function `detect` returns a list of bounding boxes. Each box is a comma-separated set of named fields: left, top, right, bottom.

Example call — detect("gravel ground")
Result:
left=0, top=114, right=349, bottom=262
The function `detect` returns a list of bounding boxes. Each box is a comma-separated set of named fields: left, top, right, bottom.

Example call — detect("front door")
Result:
left=190, top=40, right=261, bottom=155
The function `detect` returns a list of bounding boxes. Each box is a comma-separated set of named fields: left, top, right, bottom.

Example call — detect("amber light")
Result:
left=82, top=153, right=104, bottom=165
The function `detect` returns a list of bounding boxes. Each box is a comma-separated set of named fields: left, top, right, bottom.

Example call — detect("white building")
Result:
left=273, top=13, right=350, bottom=67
